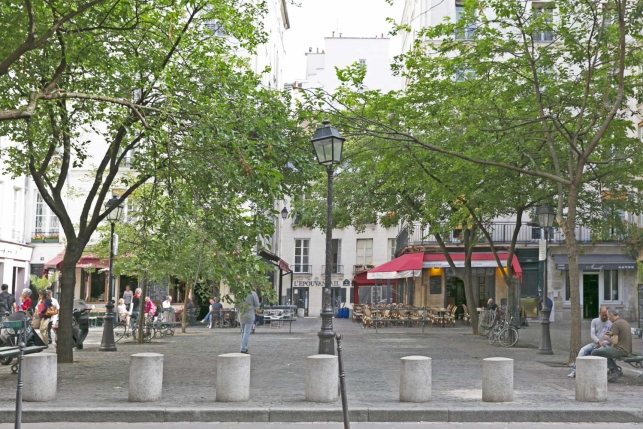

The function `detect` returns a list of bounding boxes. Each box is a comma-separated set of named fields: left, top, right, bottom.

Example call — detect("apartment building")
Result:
left=386, top=0, right=643, bottom=322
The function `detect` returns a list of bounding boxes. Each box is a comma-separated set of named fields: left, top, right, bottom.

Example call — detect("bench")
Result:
left=615, top=353, right=643, bottom=385
left=264, top=317, right=295, bottom=333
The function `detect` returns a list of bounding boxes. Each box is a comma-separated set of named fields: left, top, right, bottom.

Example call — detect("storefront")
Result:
left=552, top=253, right=638, bottom=320
left=0, top=240, right=33, bottom=296
left=362, top=252, right=523, bottom=312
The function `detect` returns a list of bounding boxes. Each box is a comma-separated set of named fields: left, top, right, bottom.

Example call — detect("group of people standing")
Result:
left=0, top=284, right=59, bottom=345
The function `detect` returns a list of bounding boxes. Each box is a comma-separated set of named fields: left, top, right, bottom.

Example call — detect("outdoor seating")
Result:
left=362, top=307, right=373, bottom=328
left=352, top=306, right=363, bottom=323
left=210, top=310, right=223, bottom=328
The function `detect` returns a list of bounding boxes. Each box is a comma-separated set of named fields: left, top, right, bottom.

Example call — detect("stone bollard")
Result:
left=399, top=356, right=432, bottom=402
left=305, top=355, right=338, bottom=403
left=129, top=353, right=163, bottom=402
left=24, top=353, right=57, bottom=402
left=216, top=353, right=251, bottom=402
left=482, top=357, right=513, bottom=402
left=575, top=356, right=607, bottom=402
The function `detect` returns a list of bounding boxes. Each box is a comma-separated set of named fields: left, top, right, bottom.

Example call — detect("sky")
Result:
left=281, top=0, right=405, bottom=83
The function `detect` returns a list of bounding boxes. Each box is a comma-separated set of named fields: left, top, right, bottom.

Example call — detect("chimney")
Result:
left=382, top=33, right=384, bottom=38
left=339, top=33, right=342, bottom=38
left=322, top=49, right=325, bottom=54
left=316, top=47, right=319, bottom=53
left=332, top=31, right=335, bottom=38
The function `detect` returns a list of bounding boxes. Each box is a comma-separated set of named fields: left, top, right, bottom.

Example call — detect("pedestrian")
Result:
left=239, top=288, right=260, bottom=354
left=144, top=296, right=155, bottom=321
left=123, top=285, right=133, bottom=311
left=0, top=284, right=16, bottom=314
left=37, top=290, right=53, bottom=346
left=130, top=288, right=141, bottom=330
left=46, top=290, right=60, bottom=345
left=18, top=289, right=32, bottom=312
left=201, top=298, right=215, bottom=328
left=117, top=298, right=129, bottom=324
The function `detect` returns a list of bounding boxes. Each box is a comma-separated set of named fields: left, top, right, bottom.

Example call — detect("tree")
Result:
left=0, top=1, right=313, bottom=363
left=301, top=0, right=643, bottom=361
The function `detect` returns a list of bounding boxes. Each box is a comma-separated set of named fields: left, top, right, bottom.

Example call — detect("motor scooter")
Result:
left=0, top=311, right=46, bottom=366
left=52, top=299, right=90, bottom=349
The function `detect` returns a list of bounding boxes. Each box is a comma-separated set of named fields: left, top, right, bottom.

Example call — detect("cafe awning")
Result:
left=44, top=252, right=108, bottom=270
left=367, top=253, right=424, bottom=280
left=423, top=252, right=523, bottom=281
left=258, top=249, right=291, bottom=273
left=553, top=254, right=637, bottom=270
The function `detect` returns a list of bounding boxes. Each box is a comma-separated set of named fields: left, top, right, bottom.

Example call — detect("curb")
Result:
left=1, top=407, right=642, bottom=423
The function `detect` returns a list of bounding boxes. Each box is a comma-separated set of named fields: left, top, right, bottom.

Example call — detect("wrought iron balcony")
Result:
left=321, top=264, right=344, bottom=275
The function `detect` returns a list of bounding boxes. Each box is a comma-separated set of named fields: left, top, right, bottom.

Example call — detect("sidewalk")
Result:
left=1, top=317, right=642, bottom=423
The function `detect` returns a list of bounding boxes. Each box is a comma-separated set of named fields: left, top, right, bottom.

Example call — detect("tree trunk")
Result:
left=57, top=255, right=80, bottom=364
left=463, top=230, right=479, bottom=334
left=562, top=189, right=582, bottom=363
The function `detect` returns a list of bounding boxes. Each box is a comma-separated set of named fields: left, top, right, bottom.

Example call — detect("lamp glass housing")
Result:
left=536, top=204, right=555, bottom=228
left=105, top=196, right=124, bottom=222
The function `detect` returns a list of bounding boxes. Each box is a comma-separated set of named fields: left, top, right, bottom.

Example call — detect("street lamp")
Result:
left=536, top=203, right=555, bottom=355
left=100, top=195, right=124, bottom=352
left=311, top=120, right=345, bottom=355
left=281, top=207, right=289, bottom=220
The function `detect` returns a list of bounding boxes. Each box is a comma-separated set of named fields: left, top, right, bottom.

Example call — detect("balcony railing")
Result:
left=290, top=264, right=312, bottom=274
left=321, top=264, right=344, bottom=275
left=395, top=222, right=621, bottom=256
left=31, top=231, right=60, bottom=243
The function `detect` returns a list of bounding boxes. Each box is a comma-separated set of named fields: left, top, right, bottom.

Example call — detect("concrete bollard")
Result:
left=23, top=353, right=57, bottom=402
left=482, top=357, right=513, bottom=402
left=216, top=353, right=251, bottom=402
left=305, top=355, right=338, bottom=403
left=400, top=356, right=432, bottom=402
left=575, top=356, right=607, bottom=402
left=129, top=353, right=163, bottom=402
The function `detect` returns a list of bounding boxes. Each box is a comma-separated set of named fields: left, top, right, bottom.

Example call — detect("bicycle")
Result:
left=498, top=317, right=519, bottom=347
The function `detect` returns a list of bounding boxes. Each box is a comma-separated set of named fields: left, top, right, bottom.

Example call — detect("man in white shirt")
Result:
left=568, top=306, right=611, bottom=378
left=162, top=296, right=172, bottom=309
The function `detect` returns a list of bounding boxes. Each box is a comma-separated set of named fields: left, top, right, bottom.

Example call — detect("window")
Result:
left=125, top=199, right=136, bottom=223
left=12, top=188, right=21, bottom=241
left=388, top=238, right=396, bottom=261
left=603, top=270, right=619, bottom=301
left=533, top=3, right=553, bottom=42
left=331, top=239, right=342, bottom=274
left=80, top=270, right=107, bottom=302
left=455, top=5, right=476, bottom=40
left=204, top=20, right=227, bottom=37
left=565, top=272, right=571, bottom=301
left=358, top=59, right=366, bottom=66
left=294, top=239, right=310, bottom=273
left=356, top=239, right=373, bottom=267
left=34, top=193, right=59, bottom=236
left=454, top=68, right=475, bottom=82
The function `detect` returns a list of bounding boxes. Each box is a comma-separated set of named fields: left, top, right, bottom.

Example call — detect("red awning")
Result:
left=43, top=252, right=108, bottom=270
left=367, top=253, right=424, bottom=280
left=423, top=252, right=523, bottom=281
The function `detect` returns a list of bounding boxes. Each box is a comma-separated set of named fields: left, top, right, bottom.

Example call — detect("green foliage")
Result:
left=624, top=224, right=643, bottom=260
left=29, top=274, right=57, bottom=292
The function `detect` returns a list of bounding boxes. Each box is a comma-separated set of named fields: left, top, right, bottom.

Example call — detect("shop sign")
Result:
left=0, top=242, right=33, bottom=261
left=294, top=280, right=340, bottom=287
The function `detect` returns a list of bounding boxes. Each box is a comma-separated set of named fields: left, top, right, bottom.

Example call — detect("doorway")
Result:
left=293, top=287, right=309, bottom=316
left=583, top=274, right=599, bottom=319
left=331, top=287, right=347, bottom=313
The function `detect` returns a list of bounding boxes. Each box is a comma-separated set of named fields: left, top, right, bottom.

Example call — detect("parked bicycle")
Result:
left=487, top=316, right=519, bottom=347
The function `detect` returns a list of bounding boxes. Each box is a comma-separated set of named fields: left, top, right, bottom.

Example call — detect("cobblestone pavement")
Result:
left=0, top=317, right=641, bottom=411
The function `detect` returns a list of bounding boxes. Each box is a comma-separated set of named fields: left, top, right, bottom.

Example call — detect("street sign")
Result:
left=539, top=239, right=546, bottom=261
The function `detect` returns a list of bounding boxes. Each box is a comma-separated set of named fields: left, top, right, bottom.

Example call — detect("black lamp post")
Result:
left=536, top=203, right=555, bottom=355
left=281, top=207, right=289, bottom=220
left=100, top=195, right=124, bottom=352
left=311, top=120, right=345, bottom=355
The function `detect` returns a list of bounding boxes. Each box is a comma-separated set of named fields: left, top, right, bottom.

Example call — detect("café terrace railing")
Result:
left=395, top=221, right=622, bottom=256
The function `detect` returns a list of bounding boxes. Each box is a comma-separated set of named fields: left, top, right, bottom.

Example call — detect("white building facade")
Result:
left=279, top=35, right=401, bottom=317
left=395, top=0, right=643, bottom=322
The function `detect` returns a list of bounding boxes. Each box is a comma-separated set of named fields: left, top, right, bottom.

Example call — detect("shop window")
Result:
left=603, top=270, right=619, bottom=301
left=80, top=270, right=107, bottom=302
left=169, top=280, right=186, bottom=303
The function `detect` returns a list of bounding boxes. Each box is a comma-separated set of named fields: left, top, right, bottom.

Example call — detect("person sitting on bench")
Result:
left=568, top=306, right=611, bottom=378
left=591, top=307, right=632, bottom=382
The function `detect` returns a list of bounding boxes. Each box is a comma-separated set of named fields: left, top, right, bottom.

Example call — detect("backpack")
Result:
left=0, top=292, right=12, bottom=313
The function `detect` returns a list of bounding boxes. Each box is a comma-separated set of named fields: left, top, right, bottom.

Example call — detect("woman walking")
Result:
left=37, top=290, right=53, bottom=345
left=130, top=288, right=141, bottom=330
left=239, top=288, right=260, bottom=354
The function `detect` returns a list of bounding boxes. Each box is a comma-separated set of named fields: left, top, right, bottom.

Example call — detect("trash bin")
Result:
left=297, top=308, right=305, bottom=318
